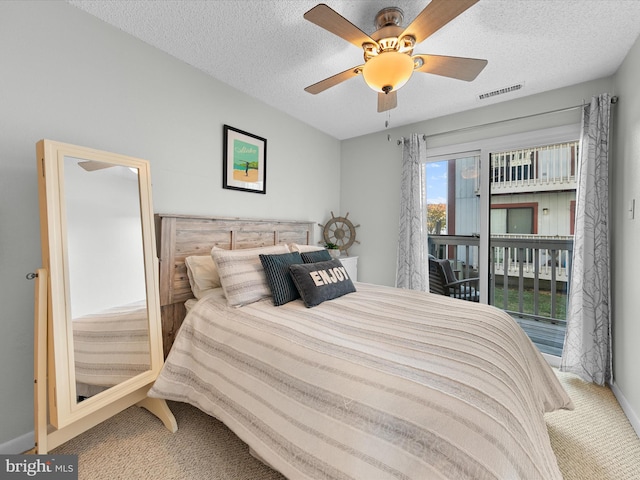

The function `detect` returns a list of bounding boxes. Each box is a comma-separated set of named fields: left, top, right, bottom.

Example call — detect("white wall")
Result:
left=0, top=1, right=340, bottom=451
left=612, top=31, right=640, bottom=434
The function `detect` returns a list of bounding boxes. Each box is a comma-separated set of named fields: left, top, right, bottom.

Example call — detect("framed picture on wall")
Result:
left=222, top=124, right=267, bottom=194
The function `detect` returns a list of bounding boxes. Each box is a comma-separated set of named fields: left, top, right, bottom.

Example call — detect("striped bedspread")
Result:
left=149, top=283, right=573, bottom=479
left=73, top=300, right=150, bottom=390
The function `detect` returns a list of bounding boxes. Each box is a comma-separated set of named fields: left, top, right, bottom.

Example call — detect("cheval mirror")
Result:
left=34, top=139, right=176, bottom=454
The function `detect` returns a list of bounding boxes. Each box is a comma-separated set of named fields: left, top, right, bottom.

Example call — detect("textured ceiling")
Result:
left=67, top=0, right=640, bottom=140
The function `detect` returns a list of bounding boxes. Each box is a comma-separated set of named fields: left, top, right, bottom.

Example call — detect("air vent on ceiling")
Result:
left=478, top=83, right=524, bottom=100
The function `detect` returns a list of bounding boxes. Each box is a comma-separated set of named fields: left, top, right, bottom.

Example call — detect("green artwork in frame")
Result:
left=222, top=124, right=267, bottom=194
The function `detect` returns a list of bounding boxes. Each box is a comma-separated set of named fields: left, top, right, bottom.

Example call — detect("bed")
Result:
left=149, top=214, right=573, bottom=480
left=73, top=299, right=151, bottom=398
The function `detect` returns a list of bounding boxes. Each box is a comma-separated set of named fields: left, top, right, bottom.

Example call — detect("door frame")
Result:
left=426, top=124, right=580, bottom=304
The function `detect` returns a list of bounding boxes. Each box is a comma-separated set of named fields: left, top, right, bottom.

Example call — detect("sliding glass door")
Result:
left=425, top=151, right=482, bottom=297
left=425, top=125, right=580, bottom=360
left=488, top=141, right=578, bottom=357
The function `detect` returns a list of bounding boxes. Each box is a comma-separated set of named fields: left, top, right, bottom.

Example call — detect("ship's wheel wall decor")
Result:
left=318, top=212, right=360, bottom=255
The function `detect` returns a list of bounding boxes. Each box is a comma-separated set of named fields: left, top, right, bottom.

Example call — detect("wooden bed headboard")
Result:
left=154, top=214, right=315, bottom=356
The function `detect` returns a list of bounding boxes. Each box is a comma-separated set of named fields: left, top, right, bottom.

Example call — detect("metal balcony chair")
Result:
left=428, top=255, right=479, bottom=302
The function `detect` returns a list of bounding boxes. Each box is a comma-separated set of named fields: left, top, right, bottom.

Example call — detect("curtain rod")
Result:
left=396, top=95, right=618, bottom=145
left=396, top=134, right=427, bottom=145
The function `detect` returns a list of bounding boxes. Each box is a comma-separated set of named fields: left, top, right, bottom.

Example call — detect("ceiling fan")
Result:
left=304, top=0, right=488, bottom=112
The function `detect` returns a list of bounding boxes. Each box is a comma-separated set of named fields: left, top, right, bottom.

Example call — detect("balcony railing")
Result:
left=469, top=141, right=579, bottom=194
left=428, top=234, right=480, bottom=280
left=490, top=234, right=572, bottom=323
left=429, top=234, right=572, bottom=356
left=428, top=234, right=573, bottom=324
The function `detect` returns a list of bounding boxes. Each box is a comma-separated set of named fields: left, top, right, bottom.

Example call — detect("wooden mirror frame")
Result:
left=34, top=140, right=176, bottom=453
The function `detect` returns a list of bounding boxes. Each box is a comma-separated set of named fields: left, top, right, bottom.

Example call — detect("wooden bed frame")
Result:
left=154, top=214, right=315, bottom=357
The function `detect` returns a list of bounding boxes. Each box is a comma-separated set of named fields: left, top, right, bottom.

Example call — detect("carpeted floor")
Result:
left=51, top=370, right=640, bottom=479
left=53, top=398, right=285, bottom=480
left=546, top=370, right=640, bottom=480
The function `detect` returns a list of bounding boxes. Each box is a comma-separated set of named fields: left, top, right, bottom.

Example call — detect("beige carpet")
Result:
left=53, top=399, right=285, bottom=480
left=546, top=370, right=640, bottom=480
left=51, top=370, right=640, bottom=479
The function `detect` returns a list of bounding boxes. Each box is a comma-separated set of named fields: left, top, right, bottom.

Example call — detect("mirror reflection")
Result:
left=63, top=156, right=151, bottom=402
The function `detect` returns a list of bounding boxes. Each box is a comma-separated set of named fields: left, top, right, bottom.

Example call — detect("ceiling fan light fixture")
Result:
left=303, top=1, right=487, bottom=110
left=362, top=51, right=414, bottom=93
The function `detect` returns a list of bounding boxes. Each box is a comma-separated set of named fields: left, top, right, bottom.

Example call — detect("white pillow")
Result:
left=288, top=243, right=326, bottom=253
left=211, top=244, right=290, bottom=307
left=185, top=255, right=221, bottom=299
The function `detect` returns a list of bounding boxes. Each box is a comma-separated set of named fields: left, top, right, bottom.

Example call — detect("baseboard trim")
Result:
left=542, top=352, right=561, bottom=368
left=0, top=431, right=34, bottom=454
left=610, top=381, right=640, bottom=439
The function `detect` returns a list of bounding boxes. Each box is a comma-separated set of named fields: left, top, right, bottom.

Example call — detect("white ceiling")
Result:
left=67, top=0, right=640, bottom=140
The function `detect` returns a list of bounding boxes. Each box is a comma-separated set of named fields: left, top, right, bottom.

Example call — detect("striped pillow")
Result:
left=301, top=249, right=331, bottom=263
left=259, top=252, right=304, bottom=306
left=211, top=245, right=290, bottom=307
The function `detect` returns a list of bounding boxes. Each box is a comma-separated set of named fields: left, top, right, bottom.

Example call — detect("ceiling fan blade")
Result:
left=400, top=0, right=479, bottom=44
left=414, top=54, right=487, bottom=81
left=305, top=65, right=364, bottom=94
left=304, top=4, right=376, bottom=48
left=378, top=91, right=397, bottom=113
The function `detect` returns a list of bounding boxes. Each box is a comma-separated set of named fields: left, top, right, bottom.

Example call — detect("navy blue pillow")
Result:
left=289, top=259, right=356, bottom=308
left=259, top=252, right=303, bottom=306
left=301, top=249, right=332, bottom=263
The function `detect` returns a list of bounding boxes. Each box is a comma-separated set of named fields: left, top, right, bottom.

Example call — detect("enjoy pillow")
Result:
left=289, top=259, right=356, bottom=308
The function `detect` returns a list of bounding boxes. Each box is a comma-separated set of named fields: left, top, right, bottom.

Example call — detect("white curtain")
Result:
left=561, top=93, right=612, bottom=386
left=396, top=134, right=428, bottom=291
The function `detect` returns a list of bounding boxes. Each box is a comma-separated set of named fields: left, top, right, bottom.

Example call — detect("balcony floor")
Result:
left=514, top=316, right=565, bottom=357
